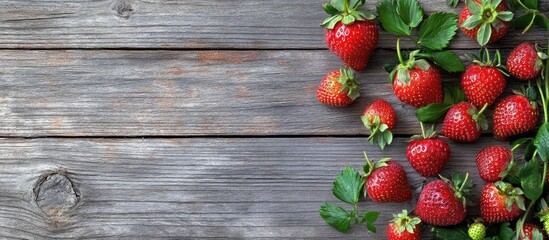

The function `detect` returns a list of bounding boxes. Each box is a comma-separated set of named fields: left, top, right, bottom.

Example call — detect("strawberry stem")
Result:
left=458, top=172, right=470, bottom=192
left=343, top=0, right=349, bottom=14
left=537, top=79, right=548, bottom=122
left=419, top=122, right=426, bottom=139
left=396, top=38, right=404, bottom=65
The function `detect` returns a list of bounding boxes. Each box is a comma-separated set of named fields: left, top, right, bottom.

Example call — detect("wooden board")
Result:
left=0, top=49, right=535, bottom=137
left=0, top=137, right=504, bottom=239
left=0, top=0, right=545, bottom=49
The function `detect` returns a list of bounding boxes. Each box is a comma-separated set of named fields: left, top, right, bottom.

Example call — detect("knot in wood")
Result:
left=111, top=0, right=134, bottom=19
left=33, top=172, right=80, bottom=218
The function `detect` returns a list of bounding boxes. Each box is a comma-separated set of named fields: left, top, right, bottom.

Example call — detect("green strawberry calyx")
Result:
left=534, top=43, right=548, bottom=75
left=321, top=0, right=376, bottom=29
left=361, top=114, right=393, bottom=150
left=362, top=151, right=389, bottom=178
left=461, top=0, right=514, bottom=46
left=440, top=172, right=473, bottom=207
left=494, top=181, right=527, bottom=211
left=467, top=103, right=489, bottom=131
left=536, top=199, right=549, bottom=234
left=391, top=209, right=421, bottom=234
left=390, top=41, right=432, bottom=85
left=468, top=219, right=487, bottom=240
left=337, top=67, right=360, bottom=100
left=411, top=122, right=437, bottom=140
left=471, top=48, right=508, bottom=75
left=512, top=85, right=539, bottom=109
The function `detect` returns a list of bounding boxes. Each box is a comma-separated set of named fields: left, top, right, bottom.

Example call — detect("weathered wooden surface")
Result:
left=0, top=49, right=535, bottom=137
left=0, top=137, right=499, bottom=239
left=0, top=0, right=546, bottom=49
left=1, top=0, right=546, bottom=239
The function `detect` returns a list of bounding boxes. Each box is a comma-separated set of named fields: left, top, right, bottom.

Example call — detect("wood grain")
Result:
left=0, top=0, right=546, bottom=49
left=0, top=137, right=506, bottom=239
left=0, top=49, right=537, bottom=137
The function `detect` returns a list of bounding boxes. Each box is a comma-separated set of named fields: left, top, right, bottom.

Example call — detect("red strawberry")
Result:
left=480, top=181, right=525, bottom=223
left=507, top=42, right=548, bottom=81
left=386, top=210, right=421, bottom=240
left=391, top=53, right=443, bottom=108
left=461, top=49, right=506, bottom=107
left=407, top=125, right=450, bottom=177
left=518, top=223, right=545, bottom=240
left=322, top=1, right=378, bottom=70
left=476, top=146, right=512, bottom=182
left=361, top=99, right=396, bottom=149
left=363, top=155, right=412, bottom=203
left=442, top=102, right=488, bottom=142
left=415, top=174, right=472, bottom=226
left=459, top=0, right=513, bottom=45
left=316, top=67, right=359, bottom=107
left=493, top=90, right=539, bottom=139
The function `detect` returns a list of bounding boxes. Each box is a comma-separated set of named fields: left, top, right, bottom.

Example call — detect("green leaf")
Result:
left=476, top=22, right=492, bottom=46
left=330, top=0, right=345, bottom=12
left=319, top=202, right=352, bottom=233
left=396, top=0, right=423, bottom=28
left=418, top=12, right=459, bottom=50
left=446, top=0, right=458, bottom=7
left=376, top=0, right=411, bottom=36
left=349, top=0, right=364, bottom=9
left=443, top=83, right=466, bottom=104
left=523, top=0, right=539, bottom=9
left=512, top=12, right=536, bottom=30
left=535, top=123, right=549, bottom=162
left=361, top=211, right=380, bottom=233
left=525, top=141, right=537, bottom=161
left=499, top=222, right=514, bottom=240
left=431, top=51, right=465, bottom=72
left=519, top=159, right=542, bottom=200
left=323, top=3, right=339, bottom=15
left=431, top=225, right=470, bottom=240
left=416, top=103, right=452, bottom=123
left=332, top=167, right=363, bottom=204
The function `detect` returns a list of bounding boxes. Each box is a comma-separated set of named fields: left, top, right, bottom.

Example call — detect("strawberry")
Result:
left=415, top=173, right=472, bottom=226
left=406, top=124, right=450, bottom=177
left=363, top=154, right=412, bottom=203
left=476, top=146, right=512, bottom=182
left=361, top=99, right=396, bottom=149
left=468, top=220, right=486, bottom=240
left=493, top=88, right=539, bottom=139
left=441, top=102, right=488, bottom=143
left=322, top=0, right=378, bottom=71
left=461, top=49, right=507, bottom=107
left=459, top=0, right=513, bottom=46
left=386, top=210, right=421, bottom=240
left=518, top=223, right=545, bottom=240
left=391, top=51, right=443, bottom=108
left=480, top=181, right=525, bottom=223
left=507, top=42, right=548, bottom=81
left=316, top=67, right=360, bottom=107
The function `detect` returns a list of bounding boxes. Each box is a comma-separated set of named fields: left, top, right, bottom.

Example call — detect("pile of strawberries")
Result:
left=318, top=0, right=549, bottom=239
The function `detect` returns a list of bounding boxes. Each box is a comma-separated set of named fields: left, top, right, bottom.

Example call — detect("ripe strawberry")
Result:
left=361, top=99, right=396, bottom=149
left=442, top=102, right=488, bottom=143
left=507, top=42, right=548, bottom=81
left=493, top=89, right=539, bottom=139
left=363, top=155, right=412, bottom=203
left=386, top=210, right=421, bottom=240
left=461, top=49, right=506, bottom=107
left=415, top=174, right=472, bottom=226
left=316, top=67, right=359, bottom=107
left=459, top=0, right=513, bottom=45
left=407, top=125, right=450, bottom=177
left=322, top=0, right=378, bottom=70
left=476, top=146, right=512, bottom=182
left=468, top=220, right=486, bottom=240
left=480, top=181, right=525, bottom=223
left=391, top=52, right=443, bottom=108
left=518, top=223, right=545, bottom=240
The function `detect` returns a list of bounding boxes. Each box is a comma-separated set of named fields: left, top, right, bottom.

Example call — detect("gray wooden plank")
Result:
left=0, top=137, right=506, bottom=239
left=0, top=49, right=533, bottom=137
left=0, top=0, right=546, bottom=49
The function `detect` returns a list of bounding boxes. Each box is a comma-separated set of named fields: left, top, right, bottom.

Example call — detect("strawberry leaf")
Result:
left=396, top=0, right=423, bottom=28
left=522, top=0, right=539, bottom=9
left=499, top=222, right=514, bottom=240
left=416, top=103, right=452, bottom=123
left=446, top=0, right=458, bottom=7
left=431, top=225, right=470, bottom=240
left=361, top=211, right=380, bottom=233
left=518, top=159, right=542, bottom=201
left=443, top=84, right=466, bottom=104
left=418, top=12, right=459, bottom=50
left=319, top=202, right=352, bottom=233
left=376, top=0, right=411, bottom=36
left=431, top=51, right=465, bottom=73
left=332, top=167, right=364, bottom=204
left=535, top=123, right=549, bottom=162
